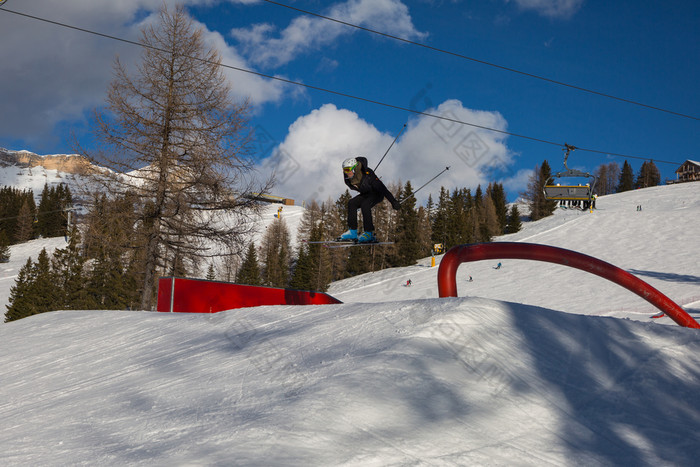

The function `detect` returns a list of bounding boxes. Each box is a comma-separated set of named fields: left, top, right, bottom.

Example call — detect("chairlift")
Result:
left=544, top=144, right=597, bottom=210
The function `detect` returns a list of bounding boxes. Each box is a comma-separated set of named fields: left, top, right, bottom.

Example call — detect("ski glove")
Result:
left=392, top=200, right=401, bottom=211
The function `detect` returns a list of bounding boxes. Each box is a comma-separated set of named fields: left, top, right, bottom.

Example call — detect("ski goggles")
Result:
left=343, top=165, right=356, bottom=174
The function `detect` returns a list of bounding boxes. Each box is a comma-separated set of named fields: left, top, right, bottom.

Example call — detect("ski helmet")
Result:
left=342, top=157, right=358, bottom=177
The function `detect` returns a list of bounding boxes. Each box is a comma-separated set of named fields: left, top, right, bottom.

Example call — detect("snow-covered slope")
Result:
left=332, top=183, right=700, bottom=325
left=1, top=182, right=699, bottom=466
left=1, top=237, right=69, bottom=314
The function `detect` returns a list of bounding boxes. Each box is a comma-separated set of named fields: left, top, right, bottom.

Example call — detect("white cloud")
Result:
left=508, top=0, right=584, bottom=19
left=259, top=104, right=391, bottom=205
left=0, top=1, right=290, bottom=151
left=231, top=0, right=427, bottom=68
left=197, top=23, right=289, bottom=106
left=260, top=101, right=521, bottom=205
left=502, top=168, right=533, bottom=200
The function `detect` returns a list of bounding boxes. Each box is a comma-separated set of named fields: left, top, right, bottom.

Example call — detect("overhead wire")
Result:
left=260, top=0, right=699, bottom=122
left=0, top=7, right=684, bottom=166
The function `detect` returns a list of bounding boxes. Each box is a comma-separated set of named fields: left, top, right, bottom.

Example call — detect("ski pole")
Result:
left=374, top=123, right=406, bottom=172
left=400, top=166, right=450, bottom=204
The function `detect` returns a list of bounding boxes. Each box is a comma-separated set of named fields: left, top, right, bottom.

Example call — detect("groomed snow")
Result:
left=1, top=182, right=699, bottom=466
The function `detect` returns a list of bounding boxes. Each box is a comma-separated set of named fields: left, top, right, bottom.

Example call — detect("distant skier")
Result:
left=337, top=156, right=401, bottom=243
left=494, top=262, right=502, bottom=270
left=468, top=275, right=473, bottom=282
left=406, top=279, right=412, bottom=287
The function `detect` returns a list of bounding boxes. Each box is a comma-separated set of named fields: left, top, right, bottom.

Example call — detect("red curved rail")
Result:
left=437, top=242, right=700, bottom=329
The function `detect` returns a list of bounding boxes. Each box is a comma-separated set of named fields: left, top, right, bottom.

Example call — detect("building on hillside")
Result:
left=246, top=192, right=295, bottom=205
left=673, top=160, right=700, bottom=183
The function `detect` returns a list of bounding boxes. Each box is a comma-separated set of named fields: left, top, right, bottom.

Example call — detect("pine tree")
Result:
left=479, top=193, right=500, bottom=242
left=447, top=188, right=465, bottom=247
left=36, top=183, right=73, bottom=238
left=540, top=161, right=557, bottom=217
left=415, top=206, right=433, bottom=257
left=5, top=249, right=62, bottom=321
left=0, top=187, right=32, bottom=245
left=390, top=181, right=421, bottom=267
left=290, top=213, right=329, bottom=291
left=289, top=244, right=312, bottom=290
left=488, top=183, right=508, bottom=234
left=345, top=243, right=374, bottom=276
left=5, top=258, right=36, bottom=322
left=236, top=243, right=262, bottom=286
left=326, top=196, right=351, bottom=281
left=525, top=160, right=557, bottom=221
left=304, top=200, right=335, bottom=290
left=425, top=194, right=435, bottom=225
left=36, top=184, right=52, bottom=237
left=617, top=160, right=635, bottom=192
left=430, top=187, right=450, bottom=248
left=85, top=254, right=138, bottom=310
left=81, top=194, right=142, bottom=309
left=0, top=230, right=10, bottom=263
left=31, top=249, right=62, bottom=314
left=51, top=229, right=90, bottom=310
left=206, top=264, right=216, bottom=281
left=505, top=205, right=523, bottom=234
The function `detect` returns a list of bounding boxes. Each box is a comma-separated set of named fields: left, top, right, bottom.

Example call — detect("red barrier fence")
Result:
left=157, top=277, right=342, bottom=313
left=437, top=242, right=700, bottom=329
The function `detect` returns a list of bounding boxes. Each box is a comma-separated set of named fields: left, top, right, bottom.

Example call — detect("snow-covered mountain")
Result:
left=0, top=148, right=96, bottom=197
left=1, top=163, right=699, bottom=464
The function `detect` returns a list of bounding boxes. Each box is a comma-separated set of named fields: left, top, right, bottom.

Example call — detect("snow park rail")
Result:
left=437, top=242, right=700, bottom=329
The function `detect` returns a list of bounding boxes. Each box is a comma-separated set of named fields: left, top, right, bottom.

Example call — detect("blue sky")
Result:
left=0, top=0, right=698, bottom=203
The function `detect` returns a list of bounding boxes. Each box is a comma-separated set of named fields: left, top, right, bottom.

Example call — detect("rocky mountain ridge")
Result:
left=0, top=148, right=93, bottom=174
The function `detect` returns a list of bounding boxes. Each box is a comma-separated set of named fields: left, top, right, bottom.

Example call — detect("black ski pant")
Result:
left=348, top=192, right=383, bottom=232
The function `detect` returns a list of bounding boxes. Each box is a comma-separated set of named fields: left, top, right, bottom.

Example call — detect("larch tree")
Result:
left=80, top=5, right=272, bottom=309
left=290, top=200, right=332, bottom=291
left=594, top=162, right=621, bottom=196
left=488, top=182, right=508, bottom=234
left=15, top=198, right=35, bottom=243
left=636, top=161, right=661, bottom=188
left=260, top=218, right=291, bottom=287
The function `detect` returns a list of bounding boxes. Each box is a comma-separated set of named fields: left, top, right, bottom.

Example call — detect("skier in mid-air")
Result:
left=337, top=156, right=401, bottom=243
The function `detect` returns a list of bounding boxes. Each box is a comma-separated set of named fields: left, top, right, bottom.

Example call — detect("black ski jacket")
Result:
left=344, top=157, right=398, bottom=205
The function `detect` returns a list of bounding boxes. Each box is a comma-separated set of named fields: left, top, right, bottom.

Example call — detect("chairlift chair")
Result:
left=544, top=144, right=598, bottom=210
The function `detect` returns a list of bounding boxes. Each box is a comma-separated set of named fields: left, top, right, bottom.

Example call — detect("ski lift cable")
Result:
left=0, top=8, right=685, bottom=167
left=259, top=0, right=700, bottom=122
